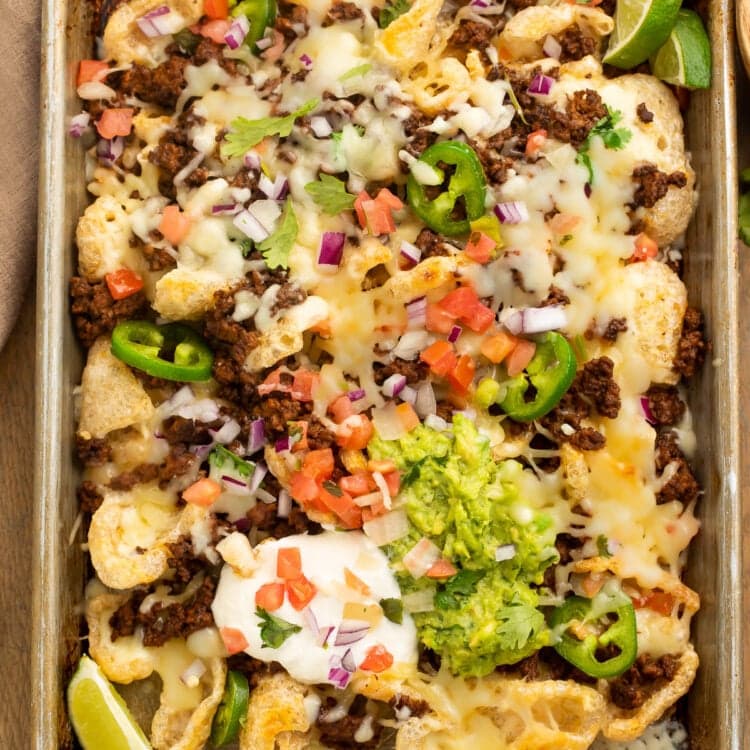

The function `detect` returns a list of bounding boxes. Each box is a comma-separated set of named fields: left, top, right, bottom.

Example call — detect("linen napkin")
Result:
left=0, top=0, right=40, bottom=350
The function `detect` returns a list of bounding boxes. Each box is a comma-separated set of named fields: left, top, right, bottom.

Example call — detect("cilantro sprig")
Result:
left=222, top=99, right=319, bottom=158
left=256, top=608, right=302, bottom=649
left=576, top=106, right=632, bottom=184
left=495, top=602, right=547, bottom=652
left=257, top=199, right=298, bottom=270
left=304, top=174, right=356, bottom=214
left=378, top=0, right=410, bottom=28
left=434, top=569, right=483, bottom=610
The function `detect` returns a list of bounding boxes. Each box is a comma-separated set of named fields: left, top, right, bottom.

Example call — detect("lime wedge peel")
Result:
left=67, top=655, right=152, bottom=750
left=603, top=0, right=682, bottom=69
left=650, top=9, right=712, bottom=90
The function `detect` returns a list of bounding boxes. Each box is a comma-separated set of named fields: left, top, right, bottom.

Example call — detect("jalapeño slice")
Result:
left=210, top=670, right=250, bottom=747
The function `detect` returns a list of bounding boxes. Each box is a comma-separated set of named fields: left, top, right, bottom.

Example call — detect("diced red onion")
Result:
left=400, top=241, right=422, bottom=267
left=415, top=382, right=437, bottom=418
left=302, top=606, right=320, bottom=638
left=341, top=648, right=357, bottom=672
left=494, top=201, right=529, bottom=225
left=77, top=81, right=116, bottom=100
left=402, top=537, right=443, bottom=578
left=179, top=658, right=207, bottom=686
left=584, top=182, right=592, bottom=198
left=96, top=136, right=124, bottom=166
left=310, top=116, right=333, bottom=138
left=347, top=388, right=366, bottom=402
left=405, top=296, right=427, bottom=329
left=224, top=14, right=250, bottom=50
left=353, top=491, right=384, bottom=507
left=136, top=5, right=177, bottom=38
left=381, top=373, right=407, bottom=398
left=542, top=34, right=562, bottom=60
left=505, top=305, right=567, bottom=335
left=69, top=112, right=91, bottom=138
left=640, top=396, right=656, bottom=425
left=424, top=414, right=448, bottom=431
left=275, top=436, right=291, bottom=453
left=392, top=330, right=431, bottom=360
left=258, top=173, right=276, bottom=198
left=317, top=625, right=334, bottom=648
left=447, top=325, right=462, bottom=343
left=212, top=203, right=240, bottom=215
left=494, top=543, right=517, bottom=562
left=222, top=475, right=249, bottom=492
left=277, top=488, right=292, bottom=517
left=300, top=53, right=313, bottom=69
left=211, top=418, right=241, bottom=444
left=400, top=385, right=417, bottom=406
left=328, top=666, right=352, bottom=689
left=247, top=419, right=266, bottom=454
left=249, top=463, right=268, bottom=494
left=402, top=588, right=436, bottom=613
left=372, top=471, right=392, bottom=509
left=233, top=516, right=250, bottom=532
left=362, top=509, right=410, bottom=546
left=234, top=208, right=270, bottom=242
left=192, top=444, right=214, bottom=461
left=244, top=151, right=261, bottom=170
left=470, top=0, right=489, bottom=6
left=317, top=232, right=345, bottom=269
left=528, top=73, right=555, bottom=96
left=334, top=621, right=370, bottom=647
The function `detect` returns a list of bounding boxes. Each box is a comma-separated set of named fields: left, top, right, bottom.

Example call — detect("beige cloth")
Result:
left=0, top=1, right=39, bottom=350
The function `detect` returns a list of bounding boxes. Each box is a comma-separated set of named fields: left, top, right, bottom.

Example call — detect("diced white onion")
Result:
left=402, top=588, right=436, bottom=613
left=402, top=537, right=442, bottom=578
left=362, top=509, right=410, bottom=546
left=392, top=330, right=431, bottom=360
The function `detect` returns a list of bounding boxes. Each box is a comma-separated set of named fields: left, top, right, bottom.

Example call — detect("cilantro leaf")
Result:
left=257, top=199, right=298, bottom=270
left=379, top=0, right=410, bottom=28
left=575, top=106, right=632, bottom=184
left=304, top=174, right=356, bottom=214
left=222, top=99, right=319, bottom=158
left=208, top=445, right=254, bottom=478
left=596, top=534, right=613, bottom=558
left=339, top=63, right=372, bottom=82
left=322, top=480, right=343, bottom=497
left=495, top=603, right=546, bottom=652
left=256, top=608, right=302, bottom=649
left=379, top=598, right=404, bottom=624
left=435, top=569, right=484, bottom=610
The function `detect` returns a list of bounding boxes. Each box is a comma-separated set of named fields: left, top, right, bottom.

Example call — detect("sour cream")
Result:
left=211, top=531, right=418, bottom=685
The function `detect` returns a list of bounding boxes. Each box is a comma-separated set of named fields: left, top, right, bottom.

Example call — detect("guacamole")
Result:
left=368, top=414, right=558, bottom=676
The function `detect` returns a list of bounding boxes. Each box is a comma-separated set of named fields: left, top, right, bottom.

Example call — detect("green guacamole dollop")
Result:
left=368, top=414, right=558, bottom=676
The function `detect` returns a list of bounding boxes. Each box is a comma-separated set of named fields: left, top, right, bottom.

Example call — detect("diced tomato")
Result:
left=204, top=0, right=229, bottom=18
left=339, top=473, right=376, bottom=496
left=285, top=575, right=317, bottom=610
left=447, top=354, right=476, bottom=395
left=548, top=212, right=581, bottom=235
left=395, top=403, right=420, bottom=432
left=426, top=558, right=458, bottom=578
left=344, top=567, right=371, bottom=596
left=277, top=547, right=302, bottom=580
left=329, top=394, right=356, bottom=423
left=464, top=231, right=495, bottom=264
left=382, top=471, right=400, bottom=496
left=481, top=331, right=518, bottom=364
left=302, top=449, right=335, bottom=481
left=362, top=500, right=388, bottom=522
left=318, top=484, right=363, bottom=528
left=291, top=369, right=318, bottom=402
left=255, top=582, right=285, bottom=611
left=505, top=339, right=537, bottom=377
left=581, top=573, right=605, bottom=598
left=309, top=318, right=332, bottom=337
left=77, top=59, right=109, bottom=87
left=631, top=233, right=659, bottom=262
left=354, top=191, right=370, bottom=229
left=182, top=478, right=222, bottom=507
left=220, top=627, right=249, bottom=655
left=105, top=269, right=144, bottom=300
left=425, top=303, right=456, bottom=334
left=420, top=340, right=453, bottom=367
left=633, top=590, right=675, bottom=616
left=96, top=107, right=134, bottom=139
left=336, top=414, right=374, bottom=450
left=496, top=41, right=513, bottom=63
left=258, top=367, right=292, bottom=396
left=375, top=187, right=403, bottom=210
left=288, top=420, right=309, bottom=452
left=525, top=129, right=548, bottom=157
left=290, top=471, right=321, bottom=507
left=463, top=302, right=495, bottom=334
left=359, top=644, right=394, bottom=673
left=159, top=204, right=191, bottom=246
left=198, top=18, right=232, bottom=43
left=362, top=199, right=396, bottom=234
left=438, top=287, right=479, bottom=318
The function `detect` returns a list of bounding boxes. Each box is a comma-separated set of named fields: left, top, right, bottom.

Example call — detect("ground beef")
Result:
left=555, top=25, right=597, bottom=64
left=77, top=481, right=104, bottom=514
left=402, top=111, right=439, bottom=158
left=245, top=500, right=322, bottom=538
left=75, top=434, right=112, bottom=467
left=90, top=0, right=126, bottom=35
left=117, top=55, right=189, bottom=109
left=270, top=283, right=307, bottom=315
left=636, top=102, right=654, bottom=123
left=543, top=533, right=582, bottom=589
left=413, top=228, right=450, bottom=259
left=673, top=307, right=707, bottom=378
left=646, top=385, right=686, bottom=426
left=141, top=242, right=177, bottom=271
left=108, top=463, right=161, bottom=491
left=540, top=285, right=570, bottom=307
left=190, top=37, right=239, bottom=76
left=226, top=654, right=282, bottom=689
left=306, top=419, right=337, bottom=450
left=448, top=19, right=498, bottom=49
left=108, top=444, right=197, bottom=491
left=602, top=317, right=628, bottom=342
left=556, top=89, right=608, bottom=148
left=470, top=139, right=515, bottom=184
left=138, top=576, right=216, bottom=648
left=109, top=590, right=147, bottom=641
left=576, top=357, right=621, bottom=419
left=317, top=715, right=382, bottom=749
left=161, top=416, right=222, bottom=445
left=631, top=164, right=688, bottom=209
left=323, top=0, right=364, bottom=26
left=165, top=536, right=205, bottom=585
left=274, top=0, right=309, bottom=41
left=654, top=430, right=700, bottom=506
left=609, top=654, right=680, bottom=710
left=506, top=0, right=537, bottom=8
left=70, top=277, right=149, bottom=348
left=373, top=357, right=429, bottom=386
left=390, top=694, right=429, bottom=718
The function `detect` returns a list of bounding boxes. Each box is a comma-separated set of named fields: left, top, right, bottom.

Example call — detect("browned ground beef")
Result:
left=576, top=357, right=621, bottom=419
left=555, top=25, right=597, bottom=64
left=673, top=307, right=707, bottom=378
left=117, top=55, right=189, bottom=109
left=161, top=416, right=222, bottom=445
left=540, top=285, right=570, bottom=307
left=631, top=164, right=688, bottom=209
left=75, top=435, right=112, bottom=466
left=470, top=137, right=515, bottom=184
left=373, top=357, right=429, bottom=386
left=77, top=481, right=104, bottom=514
left=602, top=317, right=628, bottom=342
left=109, top=589, right=146, bottom=640
left=646, top=385, right=686, bottom=426
left=390, top=694, right=429, bottom=718
left=609, top=654, right=680, bottom=710
left=323, top=0, right=364, bottom=25
left=107, top=443, right=197, bottom=491
left=654, top=430, right=700, bottom=506
left=270, top=283, right=307, bottom=315
left=141, top=242, right=177, bottom=272
left=226, top=654, right=283, bottom=689
left=70, top=277, right=149, bottom=348
left=165, top=537, right=205, bottom=585
left=413, top=228, right=450, bottom=259
left=543, top=533, right=583, bottom=589
left=636, top=102, right=654, bottom=123
left=275, top=0, right=310, bottom=41
left=245, top=501, right=323, bottom=537
left=448, top=19, right=499, bottom=49
left=317, top=695, right=383, bottom=749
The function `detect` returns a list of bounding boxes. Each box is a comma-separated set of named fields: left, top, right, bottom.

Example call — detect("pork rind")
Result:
left=89, top=485, right=210, bottom=590
left=153, top=268, right=235, bottom=321
left=498, top=5, right=614, bottom=62
left=103, top=0, right=204, bottom=66
left=86, top=590, right=226, bottom=750
left=78, top=336, right=155, bottom=439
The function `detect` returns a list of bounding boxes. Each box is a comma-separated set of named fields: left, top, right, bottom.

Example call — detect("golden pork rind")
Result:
left=103, top=0, right=204, bottom=66
left=239, top=672, right=311, bottom=750
left=78, top=336, right=155, bottom=440
left=86, top=590, right=226, bottom=750
left=89, top=485, right=211, bottom=590
left=153, top=268, right=235, bottom=321
left=498, top=5, right=614, bottom=62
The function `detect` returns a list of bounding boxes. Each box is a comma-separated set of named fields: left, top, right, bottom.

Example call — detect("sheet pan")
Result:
left=30, top=0, right=744, bottom=746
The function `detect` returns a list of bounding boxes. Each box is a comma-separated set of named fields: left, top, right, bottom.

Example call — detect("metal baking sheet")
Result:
left=30, top=0, right=743, bottom=746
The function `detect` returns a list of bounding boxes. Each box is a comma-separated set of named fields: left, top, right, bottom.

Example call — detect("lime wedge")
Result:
left=603, top=0, right=681, bottom=70
left=67, top=655, right=152, bottom=750
left=650, top=9, right=712, bottom=90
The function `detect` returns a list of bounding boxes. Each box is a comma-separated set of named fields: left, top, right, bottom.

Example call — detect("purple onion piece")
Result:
left=222, top=475, right=248, bottom=489
left=328, top=666, right=352, bottom=689
left=212, top=203, right=240, bottom=215
left=341, top=648, right=357, bottom=672
left=273, top=175, right=289, bottom=200
left=249, top=462, right=268, bottom=494
left=334, top=621, right=370, bottom=647
left=247, top=418, right=266, bottom=454
left=136, top=5, right=172, bottom=38
left=224, top=14, right=250, bottom=50
left=69, top=112, right=91, bottom=138
left=400, top=240, right=421, bottom=267
left=317, top=232, right=345, bottom=268
left=96, top=136, right=124, bottom=166
left=381, top=373, right=407, bottom=398
left=400, top=385, right=417, bottom=405
left=527, top=73, right=555, bottom=96
left=447, top=325, right=462, bottom=343
left=300, top=53, right=313, bottom=69
left=347, top=388, right=366, bottom=402
left=302, top=607, right=320, bottom=638
left=494, top=201, right=529, bottom=225
left=640, top=396, right=656, bottom=425
left=258, top=173, right=276, bottom=198
left=244, top=151, right=261, bottom=170
left=584, top=183, right=592, bottom=198
left=317, top=625, right=335, bottom=648
left=275, top=437, right=291, bottom=453
left=234, top=209, right=270, bottom=242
